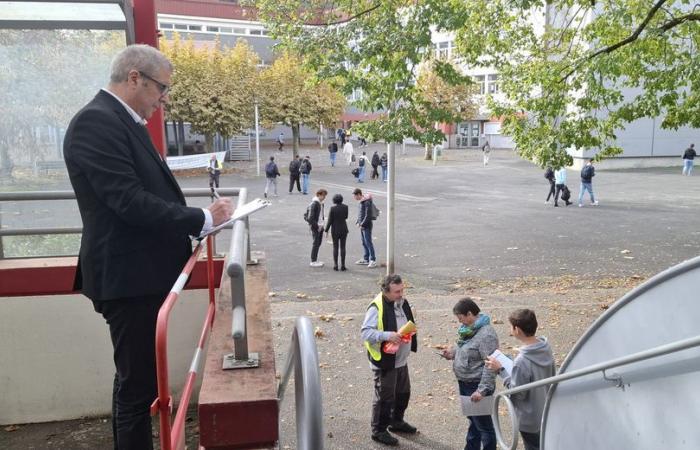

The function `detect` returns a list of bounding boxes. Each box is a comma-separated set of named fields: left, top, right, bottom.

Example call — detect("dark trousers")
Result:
left=546, top=179, right=555, bottom=201
left=289, top=174, right=301, bottom=192
left=554, top=184, right=569, bottom=206
left=311, top=226, right=323, bottom=262
left=371, top=165, right=379, bottom=179
left=371, top=365, right=411, bottom=434
left=521, top=430, right=540, bottom=450
left=331, top=233, right=347, bottom=268
left=459, top=381, right=496, bottom=450
left=93, top=295, right=166, bottom=450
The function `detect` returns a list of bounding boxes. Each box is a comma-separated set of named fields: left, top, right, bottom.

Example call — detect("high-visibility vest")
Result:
left=364, top=293, right=385, bottom=362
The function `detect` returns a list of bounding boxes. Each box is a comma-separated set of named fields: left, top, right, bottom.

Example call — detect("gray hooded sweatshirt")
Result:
left=500, top=337, right=556, bottom=433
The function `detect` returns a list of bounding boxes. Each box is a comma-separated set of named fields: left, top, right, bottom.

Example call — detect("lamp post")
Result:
left=254, top=100, right=261, bottom=177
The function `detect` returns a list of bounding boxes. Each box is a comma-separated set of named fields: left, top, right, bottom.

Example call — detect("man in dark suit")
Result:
left=324, top=193, right=349, bottom=271
left=63, top=44, right=233, bottom=450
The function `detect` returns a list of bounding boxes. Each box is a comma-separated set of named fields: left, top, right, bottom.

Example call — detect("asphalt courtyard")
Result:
left=2, top=143, right=700, bottom=449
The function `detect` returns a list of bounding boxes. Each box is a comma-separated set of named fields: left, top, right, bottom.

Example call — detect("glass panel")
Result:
left=249, top=29, right=262, bottom=35
left=206, top=26, right=219, bottom=32
left=174, top=24, right=187, bottom=30
left=160, top=23, right=174, bottom=29
left=220, top=27, right=233, bottom=33
left=1, top=2, right=126, bottom=28
left=188, top=25, right=202, bottom=31
left=233, top=28, right=246, bottom=34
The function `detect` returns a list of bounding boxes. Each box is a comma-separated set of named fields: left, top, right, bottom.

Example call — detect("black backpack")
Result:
left=544, top=168, right=554, bottom=179
left=303, top=202, right=313, bottom=223
left=359, top=157, right=365, bottom=167
left=581, top=165, right=593, bottom=180
left=300, top=159, right=310, bottom=173
left=370, top=201, right=380, bottom=220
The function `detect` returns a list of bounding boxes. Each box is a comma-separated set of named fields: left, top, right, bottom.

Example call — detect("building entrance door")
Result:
left=456, top=121, right=481, bottom=148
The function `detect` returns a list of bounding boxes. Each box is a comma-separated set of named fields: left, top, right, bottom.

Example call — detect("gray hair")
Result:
left=109, top=44, right=173, bottom=83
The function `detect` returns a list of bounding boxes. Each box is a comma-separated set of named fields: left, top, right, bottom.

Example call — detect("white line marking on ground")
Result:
left=320, top=181, right=436, bottom=202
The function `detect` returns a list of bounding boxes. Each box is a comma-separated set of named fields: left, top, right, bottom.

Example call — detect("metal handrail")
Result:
left=492, top=333, right=700, bottom=450
left=278, top=316, right=324, bottom=450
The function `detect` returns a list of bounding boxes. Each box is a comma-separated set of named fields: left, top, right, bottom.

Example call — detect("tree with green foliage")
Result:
left=258, top=52, right=346, bottom=157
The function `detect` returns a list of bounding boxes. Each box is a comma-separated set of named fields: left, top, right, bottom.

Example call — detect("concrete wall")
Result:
left=0, top=290, right=211, bottom=425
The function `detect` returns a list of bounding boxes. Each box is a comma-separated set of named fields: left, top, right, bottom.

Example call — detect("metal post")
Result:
left=255, top=101, right=261, bottom=177
left=387, top=142, right=396, bottom=275
left=319, top=123, right=324, bottom=148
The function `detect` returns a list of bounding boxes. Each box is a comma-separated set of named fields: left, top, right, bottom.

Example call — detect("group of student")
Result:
left=440, top=298, right=555, bottom=450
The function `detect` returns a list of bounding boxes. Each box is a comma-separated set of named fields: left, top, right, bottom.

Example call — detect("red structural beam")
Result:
left=0, top=258, right=223, bottom=297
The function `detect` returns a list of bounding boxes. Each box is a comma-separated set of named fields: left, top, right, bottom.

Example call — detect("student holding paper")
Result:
left=441, top=298, right=499, bottom=450
left=485, top=309, right=556, bottom=450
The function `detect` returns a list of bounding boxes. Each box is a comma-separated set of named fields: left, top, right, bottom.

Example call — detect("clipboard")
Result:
left=490, top=349, right=514, bottom=377
left=460, top=394, right=495, bottom=416
left=197, top=198, right=271, bottom=240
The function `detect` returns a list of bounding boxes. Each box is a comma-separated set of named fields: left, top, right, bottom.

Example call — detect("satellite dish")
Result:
left=542, top=256, right=700, bottom=449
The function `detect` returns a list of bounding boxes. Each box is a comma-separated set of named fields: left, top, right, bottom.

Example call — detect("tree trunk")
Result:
left=205, top=134, right=215, bottom=153
left=0, top=139, right=14, bottom=181
left=292, top=123, right=300, bottom=158
left=424, top=143, right=432, bottom=160
left=177, top=121, right=185, bottom=156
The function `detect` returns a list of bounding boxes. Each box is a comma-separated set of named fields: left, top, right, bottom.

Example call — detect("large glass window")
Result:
left=474, top=75, right=485, bottom=95
left=487, top=74, right=499, bottom=94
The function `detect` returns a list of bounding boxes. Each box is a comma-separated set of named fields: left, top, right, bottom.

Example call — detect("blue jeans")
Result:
left=683, top=159, right=693, bottom=175
left=360, top=227, right=375, bottom=262
left=330, top=152, right=337, bottom=167
left=459, top=381, right=496, bottom=450
left=381, top=167, right=388, bottom=182
left=578, top=182, right=595, bottom=204
left=358, top=165, right=366, bottom=182
left=302, top=173, right=310, bottom=194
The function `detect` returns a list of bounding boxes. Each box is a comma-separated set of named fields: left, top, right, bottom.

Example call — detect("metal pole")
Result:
left=319, top=123, right=324, bottom=148
left=387, top=141, right=396, bottom=275
left=255, top=101, right=261, bottom=177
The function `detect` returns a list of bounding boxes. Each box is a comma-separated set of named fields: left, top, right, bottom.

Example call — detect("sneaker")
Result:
left=309, top=261, right=324, bottom=267
left=592, top=201, right=599, bottom=206
left=355, top=259, right=369, bottom=265
left=371, top=431, right=399, bottom=446
left=578, top=204, right=583, bottom=208
left=389, top=420, right=418, bottom=434
left=367, top=260, right=378, bottom=268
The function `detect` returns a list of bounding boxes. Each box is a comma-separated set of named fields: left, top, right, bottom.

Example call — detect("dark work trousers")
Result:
left=546, top=179, right=555, bottom=201
left=93, top=295, right=166, bottom=450
left=371, top=165, right=379, bottom=179
left=311, top=226, right=323, bottom=262
left=371, top=365, right=411, bottom=434
left=289, top=174, right=301, bottom=193
left=459, top=381, right=496, bottom=450
left=554, top=183, right=566, bottom=206
left=332, top=233, right=348, bottom=268
left=520, top=430, right=541, bottom=450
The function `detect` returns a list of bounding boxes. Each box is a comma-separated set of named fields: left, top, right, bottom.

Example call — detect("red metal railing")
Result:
left=150, top=235, right=217, bottom=450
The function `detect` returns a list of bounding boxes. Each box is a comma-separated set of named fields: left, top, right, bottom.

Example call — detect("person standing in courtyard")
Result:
left=264, top=155, right=280, bottom=198
left=353, top=188, right=378, bottom=268
left=481, top=134, right=491, bottom=167
left=207, top=153, right=222, bottom=200
left=277, top=132, right=284, bottom=151
left=553, top=166, right=572, bottom=207
left=380, top=152, right=388, bottom=182
left=328, top=141, right=339, bottom=167
left=358, top=151, right=370, bottom=183
left=343, top=139, right=355, bottom=166
left=325, top=193, right=349, bottom=271
left=300, top=155, right=312, bottom=195
left=441, top=297, right=499, bottom=450
left=371, top=150, right=381, bottom=180
left=578, top=159, right=598, bottom=207
left=544, top=166, right=555, bottom=204
left=288, top=154, right=302, bottom=194
left=361, top=274, right=418, bottom=446
left=307, top=188, right=327, bottom=267
left=682, top=143, right=696, bottom=176
left=63, top=44, right=233, bottom=450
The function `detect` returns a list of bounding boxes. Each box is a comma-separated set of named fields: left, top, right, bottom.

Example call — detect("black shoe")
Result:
left=264, top=193, right=267, bottom=198
left=371, top=431, right=399, bottom=446
left=340, top=266, right=347, bottom=271
left=333, top=266, right=339, bottom=271
left=389, top=420, right=417, bottom=434
left=566, top=201, right=572, bottom=206
left=554, top=204, right=559, bottom=207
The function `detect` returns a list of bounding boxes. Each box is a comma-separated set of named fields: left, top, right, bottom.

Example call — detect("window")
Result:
left=233, top=28, right=245, bottom=34
left=261, top=29, right=269, bottom=36
left=249, top=29, right=262, bottom=35
left=206, top=26, right=219, bottom=33
left=159, top=23, right=174, bottom=29
left=188, top=25, right=202, bottom=31
left=487, top=74, right=499, bottom=94
left=174, top=24, right=187, bottom=31
left=474, top=75, right=485, bottom=95
left=434, top=41, right=453, bottom=60
left=220, top=27, right=233, bottom=33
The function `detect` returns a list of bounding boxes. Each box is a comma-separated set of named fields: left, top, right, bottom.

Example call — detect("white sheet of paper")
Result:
left=490, top=349, right=514, bottom=377
left=460, top=395, right=495, bottom=416
left=197, top=198, right=271, bottom=239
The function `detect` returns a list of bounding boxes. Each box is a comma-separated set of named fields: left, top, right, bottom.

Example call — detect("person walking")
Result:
left=358, top=151, right=370, bottom=183
left=371, top=151, right=381, bottom=180
left=63, top=44, right=233, bottom=449
left=300, top=155, right=312, bottom=195
left=578, top=159, right=598, bottom=207
left=264, top=155, right=280, bottom=198
left=441, top=298, right=499, bottom=450
left=343, top=140, right=355, bottom=166
left=207, top=153, right=222, bottom=200
left=380, top=152, right=388, bottom=182
left=481, top=134, right=491, bottom=167
left=307, top=188, right=327, bottom=267
left=353, top=188, right=378, bottom=268
left=288, top=155, right=302, bottom=194
left=328, top=141, right=339, bottom=167
left=325, top=194, right=349, bottom=271
left=682, top=143, right=696, bottom=176
left=361, top=274, right=418, bottom=446
left=277, top=132, right=284, bottom=151
left=553, top=167, right=572, bottom=207
left=544, top=167, right=555, bottom=204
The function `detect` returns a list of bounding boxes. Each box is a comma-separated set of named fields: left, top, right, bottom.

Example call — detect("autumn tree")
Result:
left=258, top=52, right=346, bottom=157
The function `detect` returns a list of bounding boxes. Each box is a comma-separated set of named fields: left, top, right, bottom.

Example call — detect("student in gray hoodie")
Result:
left=442, top=298, right=499, bottom=450
left=486, top=309, right=555, bottom=450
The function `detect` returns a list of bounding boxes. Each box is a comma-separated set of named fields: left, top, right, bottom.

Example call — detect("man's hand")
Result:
left=386, top=332, right=402, bottom=344
left=207, top=198, right=234, bottom=226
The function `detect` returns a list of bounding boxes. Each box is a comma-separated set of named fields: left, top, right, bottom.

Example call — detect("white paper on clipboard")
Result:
left=460, top=394, right=495, bottom=416
left=197, top=198, right=270, bottom=239
left=490, top=349, right=514, bottom=377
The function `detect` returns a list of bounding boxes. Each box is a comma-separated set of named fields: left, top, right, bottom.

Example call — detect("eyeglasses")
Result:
left=139, top=71, right=170, bottom=95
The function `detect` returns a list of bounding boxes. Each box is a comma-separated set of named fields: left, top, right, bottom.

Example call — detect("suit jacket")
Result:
left=325, top=204, right=349, bottom=238
left=63, top=90, right=204, bottom=301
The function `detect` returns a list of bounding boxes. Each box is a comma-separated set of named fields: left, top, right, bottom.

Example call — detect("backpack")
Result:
left=370, top=201, right=380, bottom=220
left=351, top=167, right=360, bottom=178
left=581, top=165, right=593, bottom=180
left=544, top=168, right=554, bottom=179
left=561, top=185, right=571, bottom=201
left=300, top=159, right=310, bottom=173
left=359, top=157, right=365, bottom=167
left=265, top=162, right=276, bottom=177
left=303, top=202, right=313, bottom=224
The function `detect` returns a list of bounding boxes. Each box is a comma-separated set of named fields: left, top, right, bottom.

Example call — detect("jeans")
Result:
left=358, top=166, right=366, bottom=182
left=683, top=159, right=693, bottom=175
left=330, top=152, right=337, bottom=166
left=521, top=430, right=541, bottom=450
left=578, top=182, right=595, bottom=204
left=302, top=173, right=310, bottom=194
left=264, top=177, right=277, bottom=196
left=382, top=166, right=388, bottom=182
left=361, top=226, right=376, bottom=262
left=458, top=381, right=496, bottom=450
